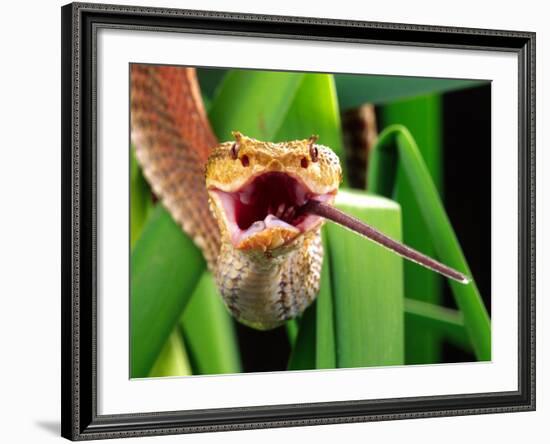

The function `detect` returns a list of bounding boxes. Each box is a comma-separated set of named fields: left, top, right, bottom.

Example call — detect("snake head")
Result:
left=205, top=133, right=342, bottom=253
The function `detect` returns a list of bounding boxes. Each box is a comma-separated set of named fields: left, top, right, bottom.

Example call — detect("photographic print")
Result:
left=129, top=64, right=492, bottom=379
left=62, top=3, right=535, bottom=439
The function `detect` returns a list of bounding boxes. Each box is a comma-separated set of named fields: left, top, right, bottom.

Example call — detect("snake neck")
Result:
left=215, top=231, right=323, bottom=330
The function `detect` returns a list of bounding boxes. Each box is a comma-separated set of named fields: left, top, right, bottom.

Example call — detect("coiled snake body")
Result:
left=131, top=65, right=342, bottom=330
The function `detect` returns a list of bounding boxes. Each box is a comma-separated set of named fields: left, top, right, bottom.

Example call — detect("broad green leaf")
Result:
left=336, top=75, right=486, bottom=109
left=275, top=73, right=348, bottom=185
left=315, top=229, right=336, bottom=369
left=180, top=272, right=242, bottom=375
left=148, top=329, right=192, bottom=377
left=287, top=303, right=317, bottom=371
left=208, top=70, right=304, bottom=141
left=197, top=68, right=228, bottom=100
left=130, top=206, right=205, bottom=378
left=327, top=190, right=404, bottom=368
left=368, top=125, right=491, bottom=360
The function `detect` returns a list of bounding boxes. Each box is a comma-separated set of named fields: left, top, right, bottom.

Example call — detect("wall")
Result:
left=0, top=0, right=545, bottom=443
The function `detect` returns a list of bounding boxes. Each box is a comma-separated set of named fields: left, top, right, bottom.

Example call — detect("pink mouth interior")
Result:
left=235, top=172, right=310, bottom=229
left=212, top=172, right=335, bottom=247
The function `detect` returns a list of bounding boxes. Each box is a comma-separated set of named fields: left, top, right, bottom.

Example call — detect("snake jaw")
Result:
left=208, top=172, right=336, bottom=252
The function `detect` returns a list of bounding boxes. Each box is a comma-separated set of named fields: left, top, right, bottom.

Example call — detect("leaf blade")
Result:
left=336, top=75, right=487, bottom=109
left=379, top=94, right=444, bottom=364
left=180, top=272, right=242, bottom=375
left=275, top=73, right=347, bottom=185
left=368, top=125, right=491, bottom=360
left=315, top=229, right=336, bottom=369
left=327, top=190, right=405, bottom=368
left=130, top=206, right=205, bottom=378
left=148, top=329, right=192, bottom=377
left=209, top=70, right=304, bottom=141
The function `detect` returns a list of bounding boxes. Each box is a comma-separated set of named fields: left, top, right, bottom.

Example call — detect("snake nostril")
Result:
left=241, top=155, right=250, bottom=167
left=301, top=157, right=309, bottom=168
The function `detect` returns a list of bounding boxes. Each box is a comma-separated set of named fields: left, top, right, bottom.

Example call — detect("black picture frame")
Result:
left=61, top=2, right=536, bottom=440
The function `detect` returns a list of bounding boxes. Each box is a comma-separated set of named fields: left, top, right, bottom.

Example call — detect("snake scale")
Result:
left=130, top=65, right=342, bottom=330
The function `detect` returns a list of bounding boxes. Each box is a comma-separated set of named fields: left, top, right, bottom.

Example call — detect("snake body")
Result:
left=131, top=65, right=341, bottom=330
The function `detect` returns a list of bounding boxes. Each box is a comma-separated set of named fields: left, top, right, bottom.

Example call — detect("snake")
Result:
left=130, top=65, right=342, bottom=330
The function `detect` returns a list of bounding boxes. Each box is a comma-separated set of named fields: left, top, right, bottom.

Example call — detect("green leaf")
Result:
left=197, top=68, right=228, bottom=101
left=335, top=74, right=487, bottom=109
left=208, top=69, right=304, bottom=141
left=368, top=125, right=491, bottom=360
left=275, top=73, right=348, bottom=185
left=326, top=190, right=405, bottom=368
left=180, top=272, right=242, bottom=375
left=315, top=229, right=336, bottom=369
left=404, top=298, right=471, bottom=352
left=148, top=329, right=192, bottom=377
left=130, top=147, right=152, bottom=248
left=287, top=303, right=317, bottom=371
left=286, top=319, right=299, bottom=347
left=379, top=94, right=443, bottom=364
left=130, top=206, right=206, bottom=378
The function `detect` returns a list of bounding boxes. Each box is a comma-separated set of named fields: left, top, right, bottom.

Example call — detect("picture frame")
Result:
left=61, top=2, right=536, bottom=440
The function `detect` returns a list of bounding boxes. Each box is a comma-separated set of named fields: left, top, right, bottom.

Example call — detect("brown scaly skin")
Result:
left=131, top=66, right=342, bottom=330
left=214, top=232, right=324, bottom=330
left=130, top=65, right=220, bottom=270
left=206, top=134, right=341, bottom=197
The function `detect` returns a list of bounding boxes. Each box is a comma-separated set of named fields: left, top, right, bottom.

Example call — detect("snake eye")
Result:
left=240, top=155, right=250, bottom=167
left=308, top=135, right=319, bottom=162
left=309, top=145, right=318, bottom=162
left=301, top=157, right=309, bottom=168
left=230, top=142, right=239, bottom=159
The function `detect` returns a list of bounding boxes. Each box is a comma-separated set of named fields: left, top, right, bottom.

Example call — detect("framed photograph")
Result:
left=61, top=2, right=536, bottom=440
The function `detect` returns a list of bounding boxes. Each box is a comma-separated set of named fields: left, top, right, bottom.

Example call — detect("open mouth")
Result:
left=210, top=172, right=335, bottom=250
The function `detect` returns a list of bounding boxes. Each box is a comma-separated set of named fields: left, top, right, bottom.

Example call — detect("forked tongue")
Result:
left=301, top=200, right=470, bottom=285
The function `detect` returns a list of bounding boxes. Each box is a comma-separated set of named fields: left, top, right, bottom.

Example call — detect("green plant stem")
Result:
left=327, top=190, right=404, bottom=368
left=315, top=229, right=336, bottom=369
